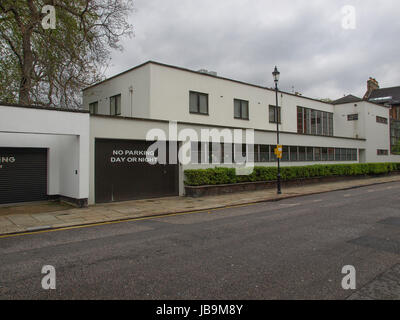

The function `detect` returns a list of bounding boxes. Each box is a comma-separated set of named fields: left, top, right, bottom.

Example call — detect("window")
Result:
left=391, top=119, right=400, bottom=154
left=347, top=114, right=358, bottom=121
left=340, top=148, right=347, bottom=161
left=305, top=108, right=311, bottom=134
left=110, top=94, right=121, bottom=116
left=189, top=91, right=208, bottom=115
left=297, top=107, right=303, bottom=133
left=290, top=146, right=298, bottom=161
left=270, top=145, right=278, bottom=162
left=322, top=112, right=328, bottom=136
left=260, top=145, right=270, bottom=162
left=335, top=148, right=340, bottom=161
left=298, top=107, right=333, bottom=136
left=269, top=105, right=281, bottom=123
left=317, top=111, right=322, bottom=135
left=306, top=147, right=314, bottom=161
left=311, top=110, right=317, bottom=134
left=89, top=101, right=98, bottom=115
left=328, top=113, right=334, bottom=136
left=234, top=144, right=247, bottom=163
left=321, top=148, right=328, bottom=161
left=377, top=149, right=389, bottom=156
left=282, top=146, right=289, bottom=161
left=376, top=116, right=388, bottom=124
left=298, top=147, right=306, bottom=161
left=314, top=147, right=321, bottom=161
left=328, top=148, right=335, bottom=161
left=351, top=149, right=358, bottom=161
left=234, top=99, right=249, bottom=120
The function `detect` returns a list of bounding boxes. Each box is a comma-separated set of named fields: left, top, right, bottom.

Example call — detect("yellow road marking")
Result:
left=0, top=201, right=261, bottom=239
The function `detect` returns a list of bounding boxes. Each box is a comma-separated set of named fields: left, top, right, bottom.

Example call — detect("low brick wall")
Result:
left=184, top=172, right=400, bottom=198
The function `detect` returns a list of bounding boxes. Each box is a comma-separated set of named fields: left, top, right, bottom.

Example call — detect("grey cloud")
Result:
left=107, top=0, right=400, bottom=100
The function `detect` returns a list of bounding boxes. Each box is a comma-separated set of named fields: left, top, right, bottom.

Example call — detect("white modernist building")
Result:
left=1, top=61, right=399, bottom=206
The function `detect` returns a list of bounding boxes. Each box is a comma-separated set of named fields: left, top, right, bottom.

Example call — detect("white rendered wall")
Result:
left=149, top=63, right=336, bottom=134
left=90, top=116, right=367, bottom=203
left=0, top=105, right=90, bottom=200
left=83, top=63, right=151, bottom=118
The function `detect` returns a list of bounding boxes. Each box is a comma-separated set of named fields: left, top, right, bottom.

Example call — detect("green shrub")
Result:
left=184, top=162, right=400, bottom=186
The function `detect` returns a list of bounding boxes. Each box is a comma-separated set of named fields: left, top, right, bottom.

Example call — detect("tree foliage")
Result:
left=0, top=0, right=133, bottom=108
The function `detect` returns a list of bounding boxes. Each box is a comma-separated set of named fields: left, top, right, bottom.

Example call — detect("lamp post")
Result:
left=272, top=66, right=282, bottom=194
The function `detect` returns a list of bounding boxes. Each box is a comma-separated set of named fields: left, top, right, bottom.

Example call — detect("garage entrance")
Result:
left=95, top=139, right=179, bottom=203
left=0, top=147, right=48, bottom=204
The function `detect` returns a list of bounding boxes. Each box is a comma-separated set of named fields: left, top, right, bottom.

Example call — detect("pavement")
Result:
left=0, top=175, right=400, bottom=237
left=1, top=180, right=400, bottom=299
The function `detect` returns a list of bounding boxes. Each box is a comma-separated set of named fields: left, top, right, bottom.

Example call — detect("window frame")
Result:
left=189, top=91, right=209, bottom=115
left=110, top=94, right=121, bottom=116
left=234, top=99, right=249, bottom=120
left=376, top=116, right=388, bottom=124
left=89, top=101, right=98, bottom=115
left=269, top=105, right=281, bottom=124
left=347, top=114, right=359, bottom=121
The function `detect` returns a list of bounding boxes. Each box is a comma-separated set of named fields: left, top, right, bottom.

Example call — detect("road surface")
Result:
left=1, top=182, right=400, bottom=300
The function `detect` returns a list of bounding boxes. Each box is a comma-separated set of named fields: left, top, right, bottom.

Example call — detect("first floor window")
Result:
left=234, top=99, right=249, bottom=120
left=89, top=101, right=98, bottom=115
left=376, top=116, right=388, bottom=124
left=347, top=114, right=359, bottom=121
left=377, top=149, right=389, bottom=156
left=390, top=120, right=400, bottom=154
left=110, top=94, right=121, bottom=116
left=190, top=91, right=209, bottom=115
left=269, top=105, right=281, bottom=124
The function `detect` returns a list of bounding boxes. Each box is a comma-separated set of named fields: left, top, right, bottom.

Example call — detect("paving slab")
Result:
left=0, top=175, right=400, bottom=237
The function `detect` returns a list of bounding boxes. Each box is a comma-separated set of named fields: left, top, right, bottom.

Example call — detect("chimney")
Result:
left=363, top=77, right=379, bottom=100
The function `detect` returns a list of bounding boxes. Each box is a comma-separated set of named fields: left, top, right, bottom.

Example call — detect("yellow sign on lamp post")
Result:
left=274, top=145, right=283, bottom=159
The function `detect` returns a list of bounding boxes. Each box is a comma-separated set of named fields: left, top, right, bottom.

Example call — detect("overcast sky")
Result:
left=106, top=0, right=400, bottom=100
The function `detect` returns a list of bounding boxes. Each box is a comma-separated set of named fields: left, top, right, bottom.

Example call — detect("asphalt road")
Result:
left=1, top=182, right=400, bottom=300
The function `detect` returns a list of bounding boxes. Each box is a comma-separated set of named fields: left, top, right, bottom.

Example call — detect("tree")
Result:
left=0, top=0, right=133, bottom=108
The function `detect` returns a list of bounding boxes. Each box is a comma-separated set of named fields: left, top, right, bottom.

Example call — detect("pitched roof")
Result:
left=368, top=86, right=400, bottom=104
left=332, top=94, right=362, bottom=105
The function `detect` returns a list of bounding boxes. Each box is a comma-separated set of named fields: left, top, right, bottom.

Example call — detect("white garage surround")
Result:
left=0, top=104, right=90, bottom=207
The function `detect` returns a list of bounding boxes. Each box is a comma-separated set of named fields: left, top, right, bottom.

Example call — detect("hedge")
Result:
left=184, top=163, right=400, bottom=186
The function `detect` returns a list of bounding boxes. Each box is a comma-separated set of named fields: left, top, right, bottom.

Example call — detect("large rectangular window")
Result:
left=234, top=99, right=249, bottom=120
left=189, top=91, right=209, bottom=115
left=297, top=106, right=333, bottom=137
left=110, top=94, right=121, bottom=116
left=390, top=119, right=400, bottom=155
left=269, top=105, right=281, bottom=124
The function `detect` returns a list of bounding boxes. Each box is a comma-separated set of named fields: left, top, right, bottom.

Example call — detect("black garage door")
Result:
left=0, top=148, right=48, bottom=204
left=95, top=139, right=179, bottom=203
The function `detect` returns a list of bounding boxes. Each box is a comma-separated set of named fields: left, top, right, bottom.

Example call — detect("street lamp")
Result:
left=272, top=66, right=282, bottom=194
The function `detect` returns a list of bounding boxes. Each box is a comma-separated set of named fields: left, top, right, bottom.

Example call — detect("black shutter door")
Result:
left=95, top=139, right=179, bottom=203
left=0, top=148, right=48, bottom=204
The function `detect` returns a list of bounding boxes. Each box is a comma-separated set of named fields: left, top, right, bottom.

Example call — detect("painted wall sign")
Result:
left=0, top=156, right=16, bottom=169
left=110, top=150, right=158, bottom=165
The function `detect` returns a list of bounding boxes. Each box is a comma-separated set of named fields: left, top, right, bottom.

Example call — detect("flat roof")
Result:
left=0, top=102, right=89, bottom=114
left=83, top=60, right=335, bottom=106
